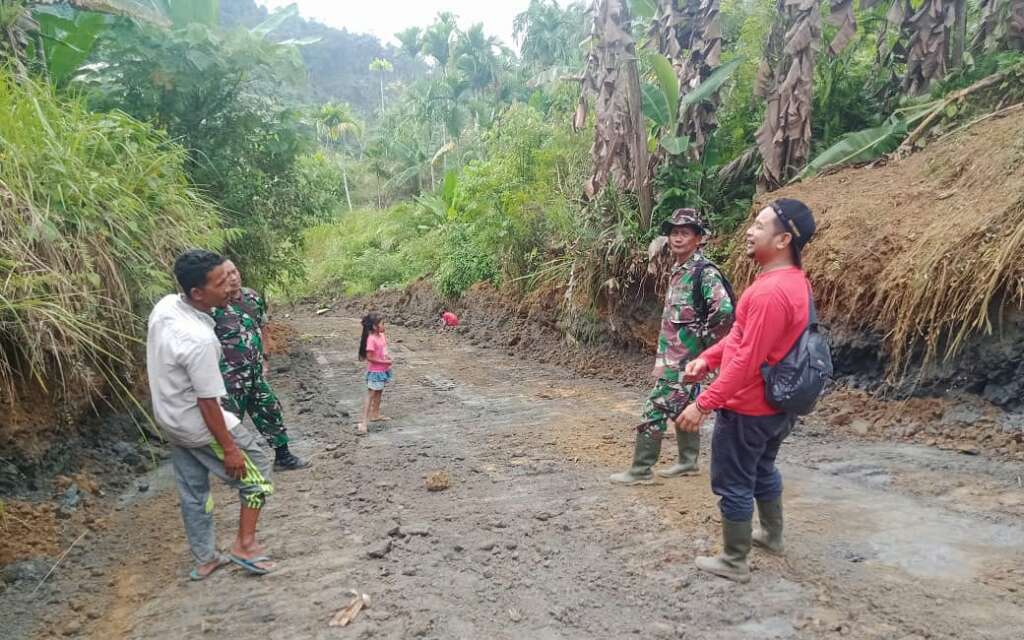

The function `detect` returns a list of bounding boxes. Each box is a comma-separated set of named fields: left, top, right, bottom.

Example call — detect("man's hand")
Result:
left=684, top=357, right=709, bottom=382
left=651, top=364, right=665, bottom=379
left=223, top=446, right=246, bottom=480
left=674, top=403, right=706, bottom=432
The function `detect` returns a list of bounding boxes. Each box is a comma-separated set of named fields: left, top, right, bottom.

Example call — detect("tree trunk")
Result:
left=342, top=163, right=353, bottom=212
left=379, top=75, right=385, bottom=114
left=951, top=0, right=967, bottom=69
left=624, top=59, right=653, bottom=230
left=577, top=0, right=653, bottom=229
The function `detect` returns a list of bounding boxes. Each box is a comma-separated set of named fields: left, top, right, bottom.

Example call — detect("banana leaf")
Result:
left=630, top=0, right=657, bottom=20
left=795, top=119, right=908, bottom=181
left=679, top=57, right=742, bottom=109
left=252, top=3, right=297, bottom=38
left=35, top=11, right=108, bottom=86
left=661, top=135, right=690, bottom=155
left=159, top=0, right=219, bottom=28
left=646, top=52, right=679, bottom=122
left=642, top=83, right=672, bottom=130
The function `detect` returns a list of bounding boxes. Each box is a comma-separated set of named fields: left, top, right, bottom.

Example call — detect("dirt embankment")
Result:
left=324, top=275, right=1023, bottom=464
left=738, top=108, right=1024, bottom=410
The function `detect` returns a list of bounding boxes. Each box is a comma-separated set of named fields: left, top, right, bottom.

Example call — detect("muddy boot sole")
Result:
left=695, top=555, right=751, bottom=583
left=752, top=531, right=784, bottom=555
left=608, top=472, right=658, bottom=486
left=655, top=465, right=699, bottom=478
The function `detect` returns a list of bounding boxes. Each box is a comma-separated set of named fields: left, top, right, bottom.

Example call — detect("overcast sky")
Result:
left=255, top=1, right=535, bottom=49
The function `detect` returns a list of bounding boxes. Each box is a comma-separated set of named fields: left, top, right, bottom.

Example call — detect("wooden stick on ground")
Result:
left=30, top=530, right=88, bottom=597
left=897, top=72, right=1006, bottom=157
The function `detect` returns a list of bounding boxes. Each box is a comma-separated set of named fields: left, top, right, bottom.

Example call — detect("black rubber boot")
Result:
left=273, top=444, right=310, bottom=471
left=695, top=518, right=752, bottom=583
left=608, top=434, right=661, bottom=485
left=656, top=430, right=700, bottom=477
left=752, top=498, right=784, bottom=554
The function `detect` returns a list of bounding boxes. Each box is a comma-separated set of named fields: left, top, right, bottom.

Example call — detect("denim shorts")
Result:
left=366, top=370, right=393, bottom=391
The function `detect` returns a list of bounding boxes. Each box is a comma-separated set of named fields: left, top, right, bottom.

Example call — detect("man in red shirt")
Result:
left=676, top=198, right=817, bottom=583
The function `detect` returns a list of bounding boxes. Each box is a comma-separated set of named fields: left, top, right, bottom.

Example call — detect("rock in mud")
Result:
left=366, top=540, right=393, bottom=559
left=2, top=558, right=51, bottom=584
left=112, top=441, right=142, bottom=466
left=403, top=524, right=430, bottom=537
left=425, top=470, right=450, bottom=492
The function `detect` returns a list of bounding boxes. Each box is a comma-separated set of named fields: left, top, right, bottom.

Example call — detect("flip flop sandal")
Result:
left=228, top=554, right=274, bottom=576
left=189, top=556, right=228, bottom=581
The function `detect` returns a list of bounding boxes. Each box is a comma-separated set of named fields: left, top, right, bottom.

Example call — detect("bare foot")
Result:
left=369, top=415, right=391, bottom=423
left=356, top=422, right=368, bottom=435
left=192, top=556, right=229, bottom=580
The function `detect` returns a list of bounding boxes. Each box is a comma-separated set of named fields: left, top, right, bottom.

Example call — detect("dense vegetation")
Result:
left=1, top=0, right=1022, bottom=419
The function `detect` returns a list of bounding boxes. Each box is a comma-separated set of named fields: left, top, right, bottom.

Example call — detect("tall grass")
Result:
left=301, top=205, right=442, bottom=297
left=0, top=68, right=222, bottom=408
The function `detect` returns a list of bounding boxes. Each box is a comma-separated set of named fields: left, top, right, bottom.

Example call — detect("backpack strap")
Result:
left=691, top=259, right=709, bottom=321
left=807, top=284, right=817, bottom=327
left=691, top=259, right=737, bottom=324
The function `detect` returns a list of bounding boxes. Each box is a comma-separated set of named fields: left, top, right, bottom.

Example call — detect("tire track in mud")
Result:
left=24, top=313, right=1024, bottom=640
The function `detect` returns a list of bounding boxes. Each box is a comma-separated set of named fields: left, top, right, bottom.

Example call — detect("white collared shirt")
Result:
left=146, top=294, right=240, bottom=447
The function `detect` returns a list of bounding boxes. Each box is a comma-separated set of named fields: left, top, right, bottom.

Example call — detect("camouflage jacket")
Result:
left=212, top=287, right=268, bottom=384
left=655, top=251, right=735, bottom=371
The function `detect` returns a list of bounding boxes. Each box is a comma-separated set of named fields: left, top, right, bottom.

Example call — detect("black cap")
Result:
left=770, top=198, right=816, bottom=253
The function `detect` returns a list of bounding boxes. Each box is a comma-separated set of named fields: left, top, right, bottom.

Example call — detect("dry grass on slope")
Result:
left=729, top=109, right=1024, bottom=377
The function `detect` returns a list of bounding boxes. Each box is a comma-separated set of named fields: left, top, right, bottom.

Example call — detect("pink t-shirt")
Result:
left=365, top=333, right=391, bottom=373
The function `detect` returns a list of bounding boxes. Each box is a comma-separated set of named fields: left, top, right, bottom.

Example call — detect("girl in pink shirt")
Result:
left=357, top=312, right=393, bottom=434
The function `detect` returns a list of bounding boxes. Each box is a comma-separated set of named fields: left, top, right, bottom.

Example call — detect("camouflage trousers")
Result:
left=222, top=367, right=289, bottom=449
left=638, top=367, right=697, bottom=438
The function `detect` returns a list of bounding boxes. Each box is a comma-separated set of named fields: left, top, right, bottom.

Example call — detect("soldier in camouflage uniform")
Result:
left=212, top=261, right=309, bottom=471
left=609, top=209, right=734, bottom=485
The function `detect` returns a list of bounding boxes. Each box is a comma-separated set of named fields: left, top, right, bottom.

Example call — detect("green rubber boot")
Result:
left=752, top=498, right=784, bottom=555
left=695, top=518, right=752, bottom=583
left=656, top=430, right=700, bottom=477
left=608, top=434, right=661, bottom=485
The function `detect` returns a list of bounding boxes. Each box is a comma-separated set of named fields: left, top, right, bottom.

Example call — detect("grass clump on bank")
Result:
left=0, top=69, right=222, bottom=408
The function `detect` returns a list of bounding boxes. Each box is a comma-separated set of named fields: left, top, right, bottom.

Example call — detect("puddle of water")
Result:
left=788, top=466, right=1024, bottom=580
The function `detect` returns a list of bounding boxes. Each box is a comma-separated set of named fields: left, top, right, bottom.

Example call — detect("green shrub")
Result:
left=0, top=69, right=221, bottom=405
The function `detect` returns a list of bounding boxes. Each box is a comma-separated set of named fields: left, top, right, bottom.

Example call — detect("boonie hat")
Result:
left=659, top=208, right=708, bottom=236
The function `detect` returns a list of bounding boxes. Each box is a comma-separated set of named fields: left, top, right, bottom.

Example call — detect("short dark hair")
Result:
left=174, top=249, right=225, bottom=296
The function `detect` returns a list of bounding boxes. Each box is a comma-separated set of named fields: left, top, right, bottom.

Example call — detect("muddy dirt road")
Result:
left=9, top=313, right=1024, bottom=639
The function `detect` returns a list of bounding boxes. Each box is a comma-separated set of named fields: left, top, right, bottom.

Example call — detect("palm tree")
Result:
left=314, top=102, right=362, bottom=211
left=395, top=26, right=422, bottom=59
left=369, top=57, right=393, bottom=114
left=453, top=23, right=499, bottom=97
left=513, top=0, right=587, bottom=70
left=420, top=13, right=457, bottom=73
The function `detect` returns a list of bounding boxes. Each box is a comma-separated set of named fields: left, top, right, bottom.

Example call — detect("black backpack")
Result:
left=761, top=288, right=833, bottom=415
left=691, top=259, right=736, bottom=326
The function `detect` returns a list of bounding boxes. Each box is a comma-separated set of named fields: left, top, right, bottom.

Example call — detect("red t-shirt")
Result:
left=441, top=312, right=460, bottom=327
left=695, top=267, right=811, bottom=416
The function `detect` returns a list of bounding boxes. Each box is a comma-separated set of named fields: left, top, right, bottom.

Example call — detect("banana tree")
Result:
left=646, top=0, right=726, bottom=160
left=577, top=0, right=654, bottom=229
left=755, top=0, right=822, bottom=191
left=1, top=0, right=167, bottom=81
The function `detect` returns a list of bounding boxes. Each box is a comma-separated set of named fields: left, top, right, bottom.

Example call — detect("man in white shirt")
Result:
left=147, top=249, right=274, bottom=579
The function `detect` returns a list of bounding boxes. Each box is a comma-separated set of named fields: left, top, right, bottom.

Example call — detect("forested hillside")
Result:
left=219, top=0, right=427, bottom=114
